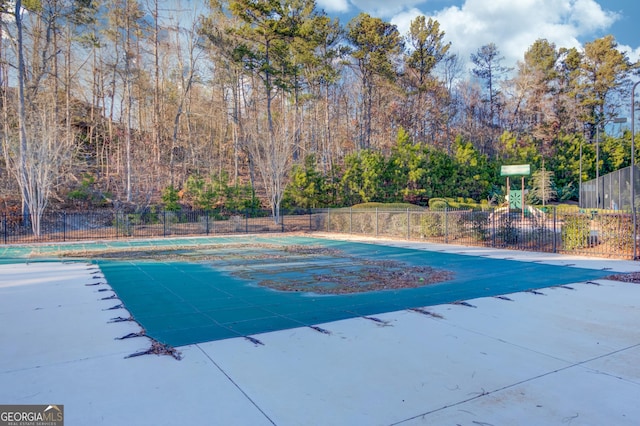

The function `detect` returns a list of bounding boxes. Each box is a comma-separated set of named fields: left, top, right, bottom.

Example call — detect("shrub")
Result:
left=420, top=211, right=445, bottom=238
left=429, top=198, right=448, bottom=210
left=386, top=212, right=408, bottom=237
left=555, top=204, right=580, bottom=214
left=445, top=211, right=466, bottom=239
left=351, top=202, right=423, bottom=210
left=561, top=214, right=591, bottom=250
left=113, top=213, right=135, bottom=236
left=327, top=209, right=350, bottom=233
left=351, top=211, right=375, bottom=234
left=496, top=212, right=518, bottom=245
left=161, top=185, right=181, bottom=211
left=470, top=211, right=490, bottom=241
left=162, top=211, right=180, bottom=226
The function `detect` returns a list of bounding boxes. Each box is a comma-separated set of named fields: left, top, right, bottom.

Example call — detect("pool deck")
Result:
left=1, top=235, right=640, bottom=425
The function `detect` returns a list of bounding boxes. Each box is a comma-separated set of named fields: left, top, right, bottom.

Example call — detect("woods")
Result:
left=0, top=0, right=638, bottom=231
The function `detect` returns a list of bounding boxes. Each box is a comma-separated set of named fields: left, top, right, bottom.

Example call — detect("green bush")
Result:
left=470, top=211, right=490, bottom=241
left=428, top=197, right=483, bottom=211
left=68, top=188, right=90, bottom=202
left=384, top=212, right=409, bottom=237
left=496, top=212, right=518, bottom=245
left=351, top=202, right=423, bottom=210
left=420, top=211, right=445, bottom=238
left=161, top=185, right=181, bottom=211
left=113, top=213, right=135, bottom=236
left=555, top=204, right=580, bottom=214
left=162, top=211, right=180, bottom=225
left=429, top=198, right=448, bottom=210
left=455, top=202, right=476, bottom=210
left=445, top=211, right=466, bottom=239
left=67, top=174, right=106, bottom=206
left=561, top=214, right=591, bottom=250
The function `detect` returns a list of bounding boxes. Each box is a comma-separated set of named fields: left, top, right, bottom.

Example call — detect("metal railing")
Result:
left=0, top=209, right=309, bottom=245
left=313, top=207, right=638, bottom=260
left=2, top=206, right=637, bottom=259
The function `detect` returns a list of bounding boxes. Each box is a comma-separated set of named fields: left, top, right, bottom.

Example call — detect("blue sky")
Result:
left=316, top=0, right=640, bottom=70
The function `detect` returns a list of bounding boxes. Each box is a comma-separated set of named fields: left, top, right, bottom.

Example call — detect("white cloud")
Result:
left=316, top=0, right=351, bottom=13
left=618, top=44, right=640, bottom=66
left=390, top=8, right=423, bottom=36
left=569, top=0, right=618, bottom=33
left=383, top=0, right=623, bottom=74
left=350, top=0, right=427, bottom=18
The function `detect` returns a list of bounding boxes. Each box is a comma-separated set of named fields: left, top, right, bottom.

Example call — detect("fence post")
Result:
left=3, top=213, right=6, bottom=244
left=492, top=208, right=496, bottom=248
left=245, top=209, right=249, bottom=233
left=206, top=211, right=210, bottom=235
left=553, top=206, right=557, bottom=253
left=407, top=208, right=410, bottom=240
left=281, top=209, right=285, bottom=232
left=163, top=210, right=167, bottom=237
left=375, top=208, right=378, bottom=237
left=63, top=212, right=66, bottom=242
left=327, top=208, right=330, bottom=232
left=444, top=207, right=449, bottom=244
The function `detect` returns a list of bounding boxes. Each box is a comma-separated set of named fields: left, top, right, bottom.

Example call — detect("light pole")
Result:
left=632, top=81, right=639, bottom=260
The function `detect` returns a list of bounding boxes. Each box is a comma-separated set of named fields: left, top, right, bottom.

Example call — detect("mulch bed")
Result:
left=604, top=272, right=640, bottom=283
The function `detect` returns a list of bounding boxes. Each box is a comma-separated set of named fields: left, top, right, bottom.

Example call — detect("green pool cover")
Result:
left=87, top=236, right=612, bottom=347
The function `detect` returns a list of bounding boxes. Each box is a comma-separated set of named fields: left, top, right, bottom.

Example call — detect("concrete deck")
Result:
left=1, top=237, right=639, bottom=425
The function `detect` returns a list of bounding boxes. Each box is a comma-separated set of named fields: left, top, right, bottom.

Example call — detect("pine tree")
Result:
left=530, top=162, right=556, bottom=206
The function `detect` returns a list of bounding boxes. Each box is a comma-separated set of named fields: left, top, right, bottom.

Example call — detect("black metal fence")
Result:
left=2, top=206, right=637, bottom=259
left=0, top=209, right=312, bottom=245
left=315, top=207, right=638, bottom=260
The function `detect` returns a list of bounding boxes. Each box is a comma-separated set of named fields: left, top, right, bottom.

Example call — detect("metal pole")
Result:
left=596, top=125, right=600, bottom=209
left=632, top=81, right=639, bottom=259
left=326, top=208, right=330, bottom=232
left=579, top=139, right=583, bottom=208
left=521, top=175, right=525, bottom=223
left=349, top=207, right=352, bottom=234
left=444, top=206, right=448, bottom=244
left=552, top=206, right=557, bottom=253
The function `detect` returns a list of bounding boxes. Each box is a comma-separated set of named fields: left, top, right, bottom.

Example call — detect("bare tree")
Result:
left=20, top=103, right=73, bottom=235
left=246, top=118, right=294, bottom=222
